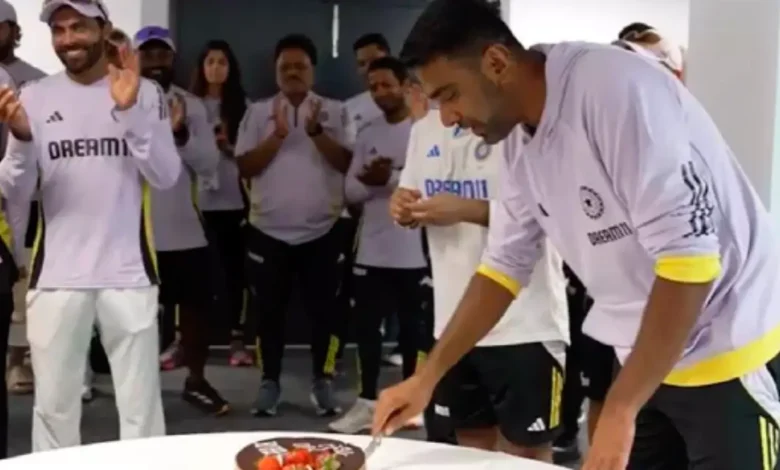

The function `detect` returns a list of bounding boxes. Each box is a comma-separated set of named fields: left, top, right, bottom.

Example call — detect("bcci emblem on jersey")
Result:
left=475, top=141, right=491, bottom=160
left=580, top=186, right=604, bottom=220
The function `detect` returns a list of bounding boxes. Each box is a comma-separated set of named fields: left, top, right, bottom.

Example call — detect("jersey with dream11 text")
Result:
left=399, top=110, right=568, bottom=346
left=482, top=42, right=780, bottom=386
left=345, top=116, right=426, bottom=269
left=235, top=92, right=348, bottom=245
left=149, top=85, right=219, bottom=252
left=0, top=72, right=182, bottom=289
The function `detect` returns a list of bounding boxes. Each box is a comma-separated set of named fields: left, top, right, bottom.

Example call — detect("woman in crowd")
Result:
left=190, top=40, right=252, bottom=366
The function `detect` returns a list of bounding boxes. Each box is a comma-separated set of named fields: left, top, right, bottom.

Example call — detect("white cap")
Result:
left=0, top=1, right=16, bottom=23
left=613, top=33, right=684, bottom=73
left=40, top=0, right=109, bottom=24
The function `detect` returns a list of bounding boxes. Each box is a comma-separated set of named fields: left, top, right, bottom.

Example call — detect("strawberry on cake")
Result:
left=236, top=437, right=366, bottom=470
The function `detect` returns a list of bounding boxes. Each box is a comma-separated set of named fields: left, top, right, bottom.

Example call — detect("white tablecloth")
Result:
left=0, top=432, right=568, bottom=469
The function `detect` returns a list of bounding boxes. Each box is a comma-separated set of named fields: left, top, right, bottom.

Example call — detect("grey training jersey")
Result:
left=234, top=92, right=347, bottom=244
left=0, top=73, right=182, bottom=289
left=482, top=42, right=780, bottom=386
left=197, top=97, right=247, bottom=212
left=150, top=86, right=219, bottom=251
left=4, top=59, right=45, bottom=89
left=345, top=116, right=426, bottom=269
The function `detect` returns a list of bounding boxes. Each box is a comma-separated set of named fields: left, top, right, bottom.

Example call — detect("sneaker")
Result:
left=553, top=435, right=581, bottom=465
left=160, top=342, right=183, bottom=371
left=402, top=413, right=424, bottom=429
left=383, top=353, right=403, bottom=367
left=328, top=398, right=375, bottom=434
left=81, top=386, right=95, bottom=403
left=229, top=342, right=253, bottom=367
left=310, top=378, right=341, bottom=416
left=182, top=378, right=230, bottom=416
left=251, top=379, right=281, bottom=417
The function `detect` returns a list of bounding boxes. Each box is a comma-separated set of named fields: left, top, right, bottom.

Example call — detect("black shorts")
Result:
left=157, top=247, right=213, bottom=306
left=628, top=352, right=780, bottom=469
left=433, top=342, right=565, bottom=447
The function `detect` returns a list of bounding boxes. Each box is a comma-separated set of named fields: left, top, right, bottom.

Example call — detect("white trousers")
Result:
left=27, top=287, right=165, bottom=452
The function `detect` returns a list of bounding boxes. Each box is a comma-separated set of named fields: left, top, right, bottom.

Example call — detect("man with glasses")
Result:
left=134, top=25, right=228, bottom=416
left=0, top=0, right=181, bottom=451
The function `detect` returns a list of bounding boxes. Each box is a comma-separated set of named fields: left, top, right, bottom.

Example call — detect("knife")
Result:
left=364, top=433, right=383, bottom=460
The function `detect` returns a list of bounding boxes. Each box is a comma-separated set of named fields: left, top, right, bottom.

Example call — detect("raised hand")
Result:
left=169, top=93, right=186, bottom=132
left=107, top=44, right=141, bottom=110
left=0, top=85, right=30, bottom=139
left=304, top=98, right=323, bottom=134
left=271, top=96, right=289, bottom=139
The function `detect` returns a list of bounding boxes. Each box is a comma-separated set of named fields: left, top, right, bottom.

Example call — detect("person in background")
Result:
left=0, top=0, right=180, bottom=451
left=0, top=64, right=21, bottom=460
left=235, top=34, right=350, bottom=417
left=0, top=0, right=47, bottom=397
left=191, top=39, right=251, bottom=367
left=329, top=57, right=429, bottom=434
left=134, top=26, right=228, bottom=415
left=616, top=22, right=685, bottom=80
left=375, top=1, right=780, bottom=469
left=333, top=33, right=391, bottom=369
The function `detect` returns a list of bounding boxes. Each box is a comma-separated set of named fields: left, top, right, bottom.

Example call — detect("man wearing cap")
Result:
left=235, top=33, right=351, bottom=417
left=134, top=25, right=228, bottom=415
left=0, top=0, right=48, bottom=398
left=0, top=0, right=182, bottom=451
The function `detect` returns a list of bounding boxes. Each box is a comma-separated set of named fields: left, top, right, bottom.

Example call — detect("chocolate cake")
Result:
left=236, top=437, right=366, bottom=470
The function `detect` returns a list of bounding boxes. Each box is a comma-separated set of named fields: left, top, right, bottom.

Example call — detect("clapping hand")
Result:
left=0, top=85, right=30, bottom=140
left=107, top=43, right=141, bottom=111
left=271, top=96, right=289, bottom=139
left=357, top=157, right=393, bottom=187
left=304, top=98, right=323, bottom=134
left=407, top=193, right=466, bottom=226
left=169, top=93, right=186, bottom=132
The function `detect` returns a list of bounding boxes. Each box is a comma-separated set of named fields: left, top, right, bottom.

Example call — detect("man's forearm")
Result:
left=457, top=199, right=490, bottom=226
left=420, top=273, right=515, bottom=384
left=311, top=133, right=351, bottom=173
left=605, top=277, right=711, bottom=414
left=237, top=134, right=284, bottom=178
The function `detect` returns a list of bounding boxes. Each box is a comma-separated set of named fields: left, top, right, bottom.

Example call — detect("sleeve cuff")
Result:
left=655, top=255, right=721, bottom=283
left=112, top=104, right=148, bottom=135
left=476, top=263, right=521, bottom=296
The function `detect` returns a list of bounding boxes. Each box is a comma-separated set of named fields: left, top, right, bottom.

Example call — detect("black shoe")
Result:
left=182, top=378, right=230, bottom=416
left=553, top=435, right=581, bottom=465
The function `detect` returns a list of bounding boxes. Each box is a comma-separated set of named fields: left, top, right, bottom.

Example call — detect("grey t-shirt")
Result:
left=345, top=116, right=425, bottom=269
left=235, top=92, right=348, bottom=244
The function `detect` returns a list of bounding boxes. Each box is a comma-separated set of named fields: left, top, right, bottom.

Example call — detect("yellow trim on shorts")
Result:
left=549, top=367, right=564, bottom=429
left=476, top=264, right=520, bottom=296
left=664, top=322, right=780, bottom=386
left=760, top=415, right=779, bottom=470
left=323, top=335, right=340, bottom=375
left=655, top=254, right=721, bottom=283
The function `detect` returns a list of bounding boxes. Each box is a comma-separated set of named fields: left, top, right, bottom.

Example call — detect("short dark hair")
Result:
left=353, top=33, right=390, bottom=54
left=618, top=22, right=654, bottom=40
left=367, top=56, right=408, bottom=83
left=400, top=0, right=520, bottom=69
left=275, top=33, right=317, bottom=66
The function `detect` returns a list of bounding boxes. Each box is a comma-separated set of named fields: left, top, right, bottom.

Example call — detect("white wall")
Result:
left=507, top=0, right=689, bottom=47
left=8, top=0, right=170, bottom=74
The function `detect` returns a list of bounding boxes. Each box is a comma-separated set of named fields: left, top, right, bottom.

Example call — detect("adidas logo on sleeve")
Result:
left=426, top=145, right=441, bottom=158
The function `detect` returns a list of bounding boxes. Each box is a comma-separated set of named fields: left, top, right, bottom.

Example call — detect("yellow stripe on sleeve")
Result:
left=476, top=264, right=521, bottom=296
left=654, top=255, right=721, bottom=283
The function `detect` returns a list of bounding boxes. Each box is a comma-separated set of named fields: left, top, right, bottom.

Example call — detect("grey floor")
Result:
left=6, top=348, right=584, bottom=468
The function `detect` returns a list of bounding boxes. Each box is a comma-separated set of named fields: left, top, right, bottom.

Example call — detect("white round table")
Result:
left=0, top=432, right=568, bottom=469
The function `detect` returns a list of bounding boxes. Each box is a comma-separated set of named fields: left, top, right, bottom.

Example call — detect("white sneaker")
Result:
left=403, top=413, right=424, bottom=429
left=328, top=398, right=375, bottom=434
